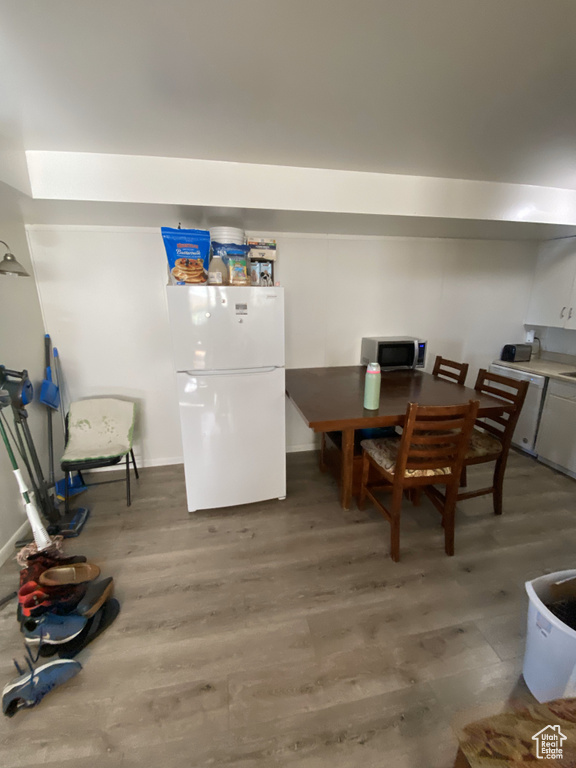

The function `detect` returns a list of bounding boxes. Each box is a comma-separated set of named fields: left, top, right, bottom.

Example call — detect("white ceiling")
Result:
left=3, top=0, right=576, bottom=190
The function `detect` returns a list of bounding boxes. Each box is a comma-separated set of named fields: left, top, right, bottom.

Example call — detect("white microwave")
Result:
left=360, top=337, right=427, bottom=370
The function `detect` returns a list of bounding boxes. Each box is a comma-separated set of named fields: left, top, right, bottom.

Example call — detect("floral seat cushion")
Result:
left=465, top=428, right=502, bottom=459
left=361, top=437, right=452, bottom=478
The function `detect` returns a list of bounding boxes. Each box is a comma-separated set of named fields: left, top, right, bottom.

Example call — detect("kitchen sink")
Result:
left=560, top=372, right=576, bottom=378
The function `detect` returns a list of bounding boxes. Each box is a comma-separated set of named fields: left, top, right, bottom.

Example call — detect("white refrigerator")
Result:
left=166, top=285, right=286, bottom=512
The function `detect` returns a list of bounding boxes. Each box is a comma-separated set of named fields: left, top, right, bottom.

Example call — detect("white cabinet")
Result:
left=526, top=239, right=576, bottom=328
left=567, top=279, right=576, bottom=330
left=536, top=378, right=576, bottom=478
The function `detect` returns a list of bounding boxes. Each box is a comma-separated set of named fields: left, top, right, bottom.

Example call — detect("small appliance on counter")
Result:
left=501, top=344, right=532, bottom=363
left=360, top=337, right=427, bottom=371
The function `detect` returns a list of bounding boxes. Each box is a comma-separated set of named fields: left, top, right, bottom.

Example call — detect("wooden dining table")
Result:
left=285, top=366, right=509, bottom=510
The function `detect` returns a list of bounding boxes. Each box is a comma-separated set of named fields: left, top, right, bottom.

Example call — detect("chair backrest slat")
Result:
left=432, top=355, right=469, bottom=386
left=396, top=400, right=479, bottom=477
left=473, top=369, right=529, bottom=446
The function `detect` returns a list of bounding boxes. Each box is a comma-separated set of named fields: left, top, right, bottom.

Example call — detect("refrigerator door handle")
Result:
left=181, top=367, right=279, bottom=376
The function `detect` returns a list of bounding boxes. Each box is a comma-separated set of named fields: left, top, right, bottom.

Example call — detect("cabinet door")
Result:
left=565, top=276, right=576, bottom=330
left=536, top=381, right=576, bottom=474
left=526, top=240, right=576, bottom=328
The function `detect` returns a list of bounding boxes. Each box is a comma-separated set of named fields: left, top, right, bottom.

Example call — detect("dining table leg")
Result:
left=340, top=427, right=355, bottom=510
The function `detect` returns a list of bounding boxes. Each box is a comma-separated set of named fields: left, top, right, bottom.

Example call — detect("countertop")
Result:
left=492, top=358, right=576, bottom=383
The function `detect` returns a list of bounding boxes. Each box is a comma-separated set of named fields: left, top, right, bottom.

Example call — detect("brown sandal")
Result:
left=39, top=563, right=101, bottom=587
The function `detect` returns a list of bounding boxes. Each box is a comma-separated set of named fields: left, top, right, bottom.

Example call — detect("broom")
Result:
left=39, top=334, right=60, bottom=488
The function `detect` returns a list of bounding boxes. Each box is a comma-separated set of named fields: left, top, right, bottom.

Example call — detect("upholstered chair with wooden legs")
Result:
left=358, top=400, right=479, bottom=562
left=457, top=368, right=529, bottom=515
left=432, top=355, right=469, bottom=386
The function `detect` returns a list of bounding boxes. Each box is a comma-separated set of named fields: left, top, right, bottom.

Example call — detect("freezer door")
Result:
left=167, top=285, right=284, bottom=371
left=177, top=367, right=286, bottom=512
left=489, top=364, right=546, bottom=455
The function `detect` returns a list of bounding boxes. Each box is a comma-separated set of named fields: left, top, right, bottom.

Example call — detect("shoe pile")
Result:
left=3, top=549, right=119, bottom=717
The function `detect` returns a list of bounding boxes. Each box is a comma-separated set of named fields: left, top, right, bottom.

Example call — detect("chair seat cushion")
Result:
left=465, top=428, right=503, bottom=460
left=361, top=437, right=452, bottom=478
left=61, top=398, right=135, bottom=463
left=61, top=456, right=122, bottom=471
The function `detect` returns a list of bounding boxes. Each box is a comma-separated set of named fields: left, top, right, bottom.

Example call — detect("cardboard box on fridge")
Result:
left=247, top=239, right=277, bottom=261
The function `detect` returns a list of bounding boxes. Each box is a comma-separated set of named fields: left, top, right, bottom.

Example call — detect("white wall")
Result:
left=531, top=326, right=576, bottom=357
left=281, top=235, right=538, bottom=448
left=0, top=183, right=47, bottom=560
left=27, top=226, right=182, bottom=467
left=27, top=226, right=538, bottom=459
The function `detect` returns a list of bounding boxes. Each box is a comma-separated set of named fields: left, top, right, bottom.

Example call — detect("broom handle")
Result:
left=45, top=335, right=55, bottom=485
left=53, top=348, right=67, bottom=436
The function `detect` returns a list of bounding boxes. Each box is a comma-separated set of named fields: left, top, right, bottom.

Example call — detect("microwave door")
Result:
left=378, top=341, right=413, bottom=370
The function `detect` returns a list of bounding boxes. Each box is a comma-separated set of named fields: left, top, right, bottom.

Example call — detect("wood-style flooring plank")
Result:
left=0, top=449, right=574, bottom=767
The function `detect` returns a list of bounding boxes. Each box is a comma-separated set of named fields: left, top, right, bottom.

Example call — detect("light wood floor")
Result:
left=0, top=449, right=575, bottom=767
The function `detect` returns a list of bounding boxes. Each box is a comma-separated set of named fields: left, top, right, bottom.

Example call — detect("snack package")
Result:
left=212, top=242, right=250, bottom=286
left=249, top=260, right=273, bottom=286
left=250, top=262, right=260, bottom=285
left=161, top=227, right=210, bottom=285
left=258, top=261, right=273, bottom=286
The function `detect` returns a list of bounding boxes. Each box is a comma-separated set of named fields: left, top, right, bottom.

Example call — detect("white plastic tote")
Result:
left=523, top=569, right=576, bottom=702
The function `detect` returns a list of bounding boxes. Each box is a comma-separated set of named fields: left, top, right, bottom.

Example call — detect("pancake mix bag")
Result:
left=162, top=227, right=211, bottom=285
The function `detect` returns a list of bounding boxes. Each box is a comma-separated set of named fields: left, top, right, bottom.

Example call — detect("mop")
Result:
left=1, top=366, right=58, bottom=523
left=0, top=388, right=51, bottom=551
left=1, top=367, right=89, bottom=539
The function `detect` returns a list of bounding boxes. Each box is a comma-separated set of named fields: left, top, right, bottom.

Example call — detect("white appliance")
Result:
left=167, top=285, right=286, bottom=512
left=489, top=363, right=547, bottom=456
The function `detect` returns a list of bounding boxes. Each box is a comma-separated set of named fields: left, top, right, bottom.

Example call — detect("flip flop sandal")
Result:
left=75, top=577, right=114, bottom=619
left=48, top=599, right=121, bottom=659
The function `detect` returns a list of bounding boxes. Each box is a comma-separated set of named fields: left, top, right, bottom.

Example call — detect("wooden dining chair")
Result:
left=432, top=355, right=469, bottom=386
left=457, top=368, right=529, bottom=516
left=358, top=400, right=479, bottom=561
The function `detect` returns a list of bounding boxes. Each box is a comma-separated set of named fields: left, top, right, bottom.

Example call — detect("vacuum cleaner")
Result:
left=0, top=366, right=89, bottom=538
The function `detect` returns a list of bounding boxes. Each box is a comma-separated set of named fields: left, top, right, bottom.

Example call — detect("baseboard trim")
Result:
left=0, top=519, right=31, bottom=568
left=83, top=450, right=319, bottom=468
left=80, top=455, right=184, bottom=473
left=537, top=456, right=576, bottom=481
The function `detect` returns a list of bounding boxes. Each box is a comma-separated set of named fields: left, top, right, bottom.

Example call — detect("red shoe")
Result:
left=18, top=581, right=88, bottom=618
